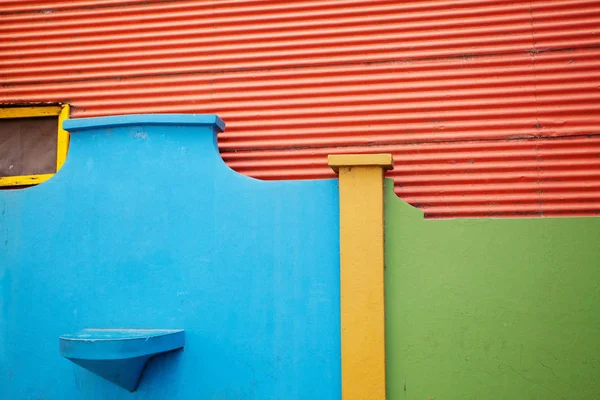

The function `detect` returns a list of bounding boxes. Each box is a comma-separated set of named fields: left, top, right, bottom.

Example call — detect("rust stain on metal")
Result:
left=1, top=0, right=600, bottom=218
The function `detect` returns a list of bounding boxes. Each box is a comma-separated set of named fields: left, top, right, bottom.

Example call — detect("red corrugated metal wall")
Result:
left=2, top=0, right=600, bottom=218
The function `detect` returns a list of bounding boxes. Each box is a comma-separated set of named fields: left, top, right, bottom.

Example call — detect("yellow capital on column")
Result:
left=329, top=153, right=393, bottom=400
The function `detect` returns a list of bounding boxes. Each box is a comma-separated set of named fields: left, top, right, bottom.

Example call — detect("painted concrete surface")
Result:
left=384, top=179, right=600, bottom=399
left=0, top=115, right=340, bottom=399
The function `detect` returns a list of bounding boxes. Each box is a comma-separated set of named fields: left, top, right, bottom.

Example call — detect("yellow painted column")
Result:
left=329, top=154, right=393, bottom=400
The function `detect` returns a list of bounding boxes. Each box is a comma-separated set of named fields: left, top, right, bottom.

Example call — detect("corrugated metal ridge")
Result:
left=0, top=0, right=169, bottom=14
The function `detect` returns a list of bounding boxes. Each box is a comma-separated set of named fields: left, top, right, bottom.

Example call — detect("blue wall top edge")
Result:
left=63, top=114, right=226, bottom=133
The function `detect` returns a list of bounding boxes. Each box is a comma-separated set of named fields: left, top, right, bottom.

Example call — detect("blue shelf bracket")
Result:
left=59, top=328, right=185, bottom=392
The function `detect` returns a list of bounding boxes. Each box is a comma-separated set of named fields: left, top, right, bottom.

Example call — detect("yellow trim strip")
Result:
left=329, top=154, right=393, bottom=400
left=0, top=174, right=54, bottom=186
left=0, top=106, right=62, bottom=119
left=0, top=104, right=70, bottom=187
left=57, top=104, right=70, bottom=171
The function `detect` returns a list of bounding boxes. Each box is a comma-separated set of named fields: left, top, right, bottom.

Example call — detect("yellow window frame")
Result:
left=0, top=104, right=70, bottom=187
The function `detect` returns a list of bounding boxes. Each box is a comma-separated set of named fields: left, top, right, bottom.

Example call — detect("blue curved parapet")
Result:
left=0, top=115, right=340, bottom=399
left=60, top=329, right=185, bottom=392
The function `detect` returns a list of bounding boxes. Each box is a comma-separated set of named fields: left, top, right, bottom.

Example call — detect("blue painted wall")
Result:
left=0, top=115, right=341, bottom=399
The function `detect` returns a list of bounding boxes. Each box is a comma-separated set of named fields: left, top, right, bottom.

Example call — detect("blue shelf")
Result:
left=60, top=329, right=185, bottom=392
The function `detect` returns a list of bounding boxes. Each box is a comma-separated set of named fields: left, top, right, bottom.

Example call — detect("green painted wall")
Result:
left=384, top=180, right=600, bottom=400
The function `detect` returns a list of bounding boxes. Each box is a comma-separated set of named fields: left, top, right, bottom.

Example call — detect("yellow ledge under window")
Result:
left=0, top=104, right=70, bottom=187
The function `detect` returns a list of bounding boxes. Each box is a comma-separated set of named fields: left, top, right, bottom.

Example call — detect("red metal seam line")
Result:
left=0, top=1, right=533, bottom=30
left=0, top=40, right=539, bottom=74
left=227, top=167, right=600, bottom=180
left=0, top=15, right=534, bottom=42
left=7, top=78, right=600, bottom=101
left=0, top=41, right=537, bottom=72
left=221, top=165, right=600, bottom=175
left=1, top=13, right=594, bottom=51
left=222, top=152, right=600, bottom=168
left=4, top=44, right=598, bottom=85
left=0, top=0, right=172, bottom=14
left=50, top=92, right=600, bottom=111
left=0, top=0, right=531, bottom=20
left=220, top=146, right=600, bottom=164
left=0, top=51, right=582, bottom=92
left=2, top=43, right=596, bottom=85
left=2, top=2, right=584, bottom=73
left=225, top=170, right=600, bottom=184
left=3, top=2, right=593, bottom=28
left=2, top=53, right=598, bottom=97
left=224, top=154, right=600, bottom=170
left=0, top=24, right=536, bottom=58
left=5, top=0, right=593, bottom=25
left=220, top=141, right=600, bottom=163
left=0, top=1, right=592, bottom=38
